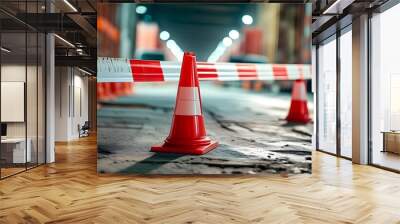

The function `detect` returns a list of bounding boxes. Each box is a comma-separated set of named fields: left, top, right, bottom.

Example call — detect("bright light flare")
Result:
left=63, top=0, right=78, bottom=12
left=242, top=15, right=253, bottom=25
left=229, top=30, right=240, bottom=40
left=166, top=39, right=184, bottom=61
left=222, top=37, right=232, bottom=47
left=54, top=34, right=75, bottom=48
left=160, top=31, right=170, bottom=41
left=136, top=5, right=147, bottom=14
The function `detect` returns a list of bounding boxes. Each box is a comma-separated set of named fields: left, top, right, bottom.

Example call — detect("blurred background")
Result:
left=98, top=3, right=312, bottom=93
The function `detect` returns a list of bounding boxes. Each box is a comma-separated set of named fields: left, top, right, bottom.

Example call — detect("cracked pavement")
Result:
left=97, top=83, right=313, bottom=175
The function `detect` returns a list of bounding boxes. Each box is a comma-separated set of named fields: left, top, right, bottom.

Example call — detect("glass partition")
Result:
left=317, top=36, right=337, bottom=154
left=371, top=4, right=400, bottom=171
left=0, top=1, right=46, bottom=179
left=1, top=30, right=28, bottom=177
left=339, top=27, right=352, bottom=158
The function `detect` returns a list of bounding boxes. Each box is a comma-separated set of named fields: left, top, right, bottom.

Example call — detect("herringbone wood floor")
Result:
left=1, top=135, right=400, bottom=224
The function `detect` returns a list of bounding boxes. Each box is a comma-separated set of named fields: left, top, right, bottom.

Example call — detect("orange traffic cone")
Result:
left=151, top=52, right=218, bottom=155
left=111, top=82, right=122, bottom=97
left=286, top=79, right=310, bottom=123
left=97, top=83, right=104, bottom=100
left=123, top=82, right=133, bottom=95
left=103, top=82, right=114, bottom=100
left=97, top=83, right=111, bottom=101
left=129, top=82, right=135, bottom=94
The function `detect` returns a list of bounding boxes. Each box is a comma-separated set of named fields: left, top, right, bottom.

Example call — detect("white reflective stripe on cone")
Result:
left=292, top=82, right=307, bottom=101
left=175, top=87, right=202, bottom=115
left=98, top=57, right=133, bottom=82
left=177, top=87, right=200, bottom=100
left=215, top=63, right=239, bottom=81
left=160, top=61, right=181, bottom=81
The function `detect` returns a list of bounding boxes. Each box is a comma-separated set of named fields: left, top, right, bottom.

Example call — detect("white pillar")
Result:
left=352, top=14, right=369, bottom=164
left=312, top=45, right=317, bottom=150
left=46, top=32, right=55, bottom=163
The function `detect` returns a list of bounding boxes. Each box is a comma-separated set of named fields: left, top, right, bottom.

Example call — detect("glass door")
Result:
left=0, top=0, right=47, bottom=179
left=339, top=27, right=352, bottom=158
left=1, top=30, right=28, bottom=178
left=317, top=35, right=337, bottom=154
left=370, top=3, right=400, bottom=171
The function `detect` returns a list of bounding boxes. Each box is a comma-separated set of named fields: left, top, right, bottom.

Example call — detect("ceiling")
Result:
left=143, top=4, right=257, bottom=60
left=0, top=0, right=96, bottom=72
left=311, top=0, right=390, bottom=42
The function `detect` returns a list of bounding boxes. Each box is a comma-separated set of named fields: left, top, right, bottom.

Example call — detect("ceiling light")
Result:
left=159, top=31, right=170, bottom=41
left=242, top=15, right=253, bottom=25
left=207, top=42, right=227, bottom=63
left=222, top=37, right=233, bottom=47
left=322, top=0, right=353, bottom=15
left=136, top=5, right=147, bottom=14
left=229, top=30, right=240, bottom=40
left=166, top=39, right=174, bottom=48
left=54, top=34, right=75, bottom=48
left=1, top=47, right=11, bottom=53
left=166, top=39, right=184, bottom=61
left=78, top=67, right=92, bottom=76
left=63, top=0, right=78, bottom=12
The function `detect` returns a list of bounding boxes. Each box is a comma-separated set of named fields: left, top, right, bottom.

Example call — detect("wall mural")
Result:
left=97, top=3, right=313, bottom=175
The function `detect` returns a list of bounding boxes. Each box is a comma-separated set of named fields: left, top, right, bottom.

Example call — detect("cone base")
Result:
left=286, top=100, right=310, bottom=124
left=151, top=141, right=218, bottom=155
left=286, top=117, right=311, bottom=124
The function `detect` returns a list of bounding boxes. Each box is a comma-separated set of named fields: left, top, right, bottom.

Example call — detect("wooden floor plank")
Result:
left=0, top=135, right=400, bottom=223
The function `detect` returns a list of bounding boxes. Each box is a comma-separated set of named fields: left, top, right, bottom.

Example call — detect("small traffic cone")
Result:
left=151, top=52, right=218, bottom=155
left=97, top=83, right=112, bottom=101
left=242, top=80, right=251, bottom=90
left=129, top=83, right=135, bottom=94
left=111, top=82, right=123, bottom=97
left=286, top=79, right=310, bottom=123
left=103, top=82, right=114, bottom=100
left=123, top=82, right=133, bottom=95
left=97, top=83, right=104, bottom=100
left=254, top=81, right=264, bottom=92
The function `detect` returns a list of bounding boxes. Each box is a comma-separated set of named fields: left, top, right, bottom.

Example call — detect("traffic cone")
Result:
left=129, top=82, right=134, bottom=94
left=97, top=83, right=111, bottom=101
left=123, top=82, right=133, bottom=95
left=111, top=82, right=123, bottom=97
left=103, top=82, right=114, bottom=100
left=97, top=83, right=104, bottom=100
left=151, top=52, right=218, bottom=155
left=286, top=79, right=310, bottom=123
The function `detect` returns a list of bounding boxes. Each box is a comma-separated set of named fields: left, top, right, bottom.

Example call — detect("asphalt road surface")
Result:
left=97, top=82, right=313, bottom=175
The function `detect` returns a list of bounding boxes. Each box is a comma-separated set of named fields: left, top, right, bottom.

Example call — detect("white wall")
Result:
left=54, top=67, right=89, bottom=141
left=72, top=73, right=89, bottom=138
left=1, top=65, right=26, bottom=137
left=1, top=63, right=46, bottom=164
left=1, top=65, right=36, bottom=138
left=55, top=67, right=69, bottom=141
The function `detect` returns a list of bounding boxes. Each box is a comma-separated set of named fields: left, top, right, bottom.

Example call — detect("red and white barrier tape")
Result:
left=98, top=57, right=311, bottom=83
